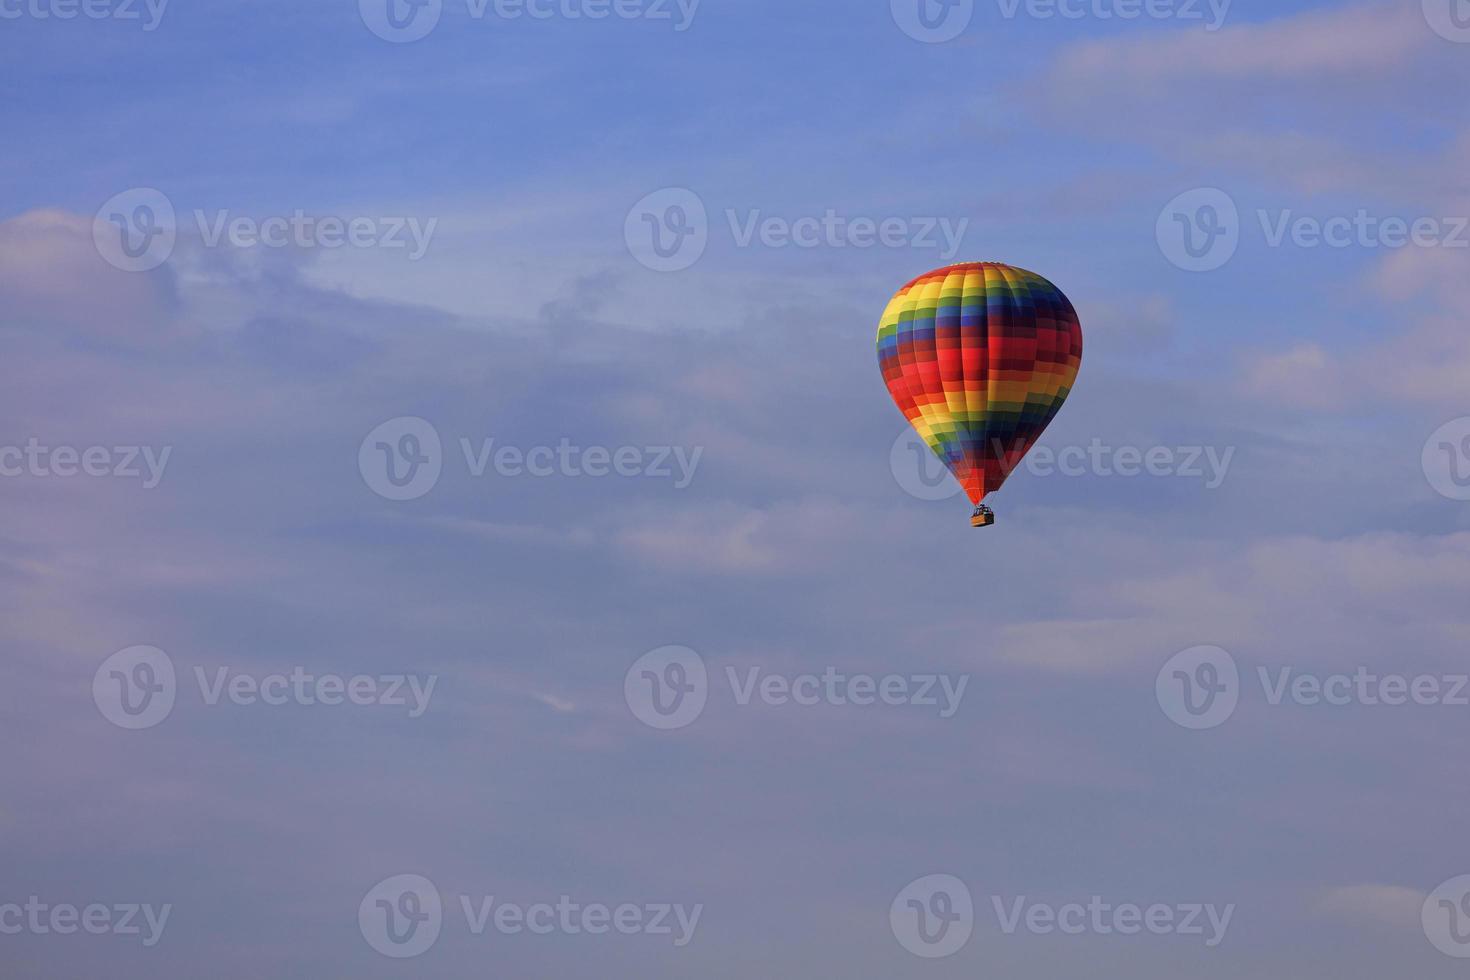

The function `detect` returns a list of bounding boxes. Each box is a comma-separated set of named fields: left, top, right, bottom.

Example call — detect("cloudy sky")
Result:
left=4, top=0, right=1470, bottom=976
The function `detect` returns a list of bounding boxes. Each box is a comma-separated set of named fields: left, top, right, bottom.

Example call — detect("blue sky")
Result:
left=4, top=0, right=1470, bottom=977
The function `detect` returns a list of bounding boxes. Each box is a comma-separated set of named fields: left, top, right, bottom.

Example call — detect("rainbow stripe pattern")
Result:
left=877, top=262, right=1083, bottom=506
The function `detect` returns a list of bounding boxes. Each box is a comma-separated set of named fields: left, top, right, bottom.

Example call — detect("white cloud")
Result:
left=982, top=531, right=1470, bottom=674
left=1053, top=3, right=1428, bottom=87
left=1036, top=3, right=1468, bottom=198
left=1245, top=247, right=1470, bottom=409
left=614, top=497, right=859, bottom=575
left=535, top=692, right=578, bottom=713
left=0, top=208, right=177, bottom=339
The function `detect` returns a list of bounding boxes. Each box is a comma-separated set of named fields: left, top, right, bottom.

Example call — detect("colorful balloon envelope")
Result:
left=877, top=262, right=1083, bottom=522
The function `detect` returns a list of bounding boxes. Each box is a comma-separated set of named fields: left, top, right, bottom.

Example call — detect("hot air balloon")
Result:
left=877, top=262, right=1083, bottom=527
